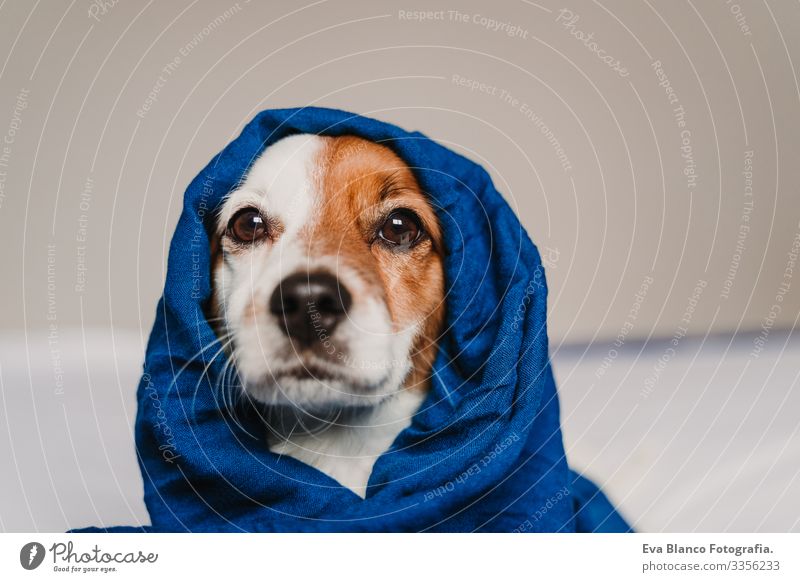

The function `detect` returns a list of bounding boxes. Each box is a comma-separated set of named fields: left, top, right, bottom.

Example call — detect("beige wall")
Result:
left=0, top=0, right=797, bottom=345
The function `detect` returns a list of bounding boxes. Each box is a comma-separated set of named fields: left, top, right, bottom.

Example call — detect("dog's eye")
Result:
left=378, top=209, right=422, bottom=248
left=228, top=208, right=268, bottom=243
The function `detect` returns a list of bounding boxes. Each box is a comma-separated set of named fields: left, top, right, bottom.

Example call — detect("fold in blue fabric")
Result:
left=84, top=108, right=630, bottom=532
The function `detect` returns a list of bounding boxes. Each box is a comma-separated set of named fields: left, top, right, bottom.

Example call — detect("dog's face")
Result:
left=211, top=134, right=444, bottom=421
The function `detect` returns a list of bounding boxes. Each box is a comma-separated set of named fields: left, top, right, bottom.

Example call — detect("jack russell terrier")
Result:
left=210, top=134, right=445, bottom=497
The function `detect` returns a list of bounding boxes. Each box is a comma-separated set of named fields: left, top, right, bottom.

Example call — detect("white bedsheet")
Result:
left=555, top=331, right=800, bottom=532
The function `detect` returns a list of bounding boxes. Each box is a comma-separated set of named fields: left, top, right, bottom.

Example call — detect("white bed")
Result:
left=1, top=328, right=797, bottom=532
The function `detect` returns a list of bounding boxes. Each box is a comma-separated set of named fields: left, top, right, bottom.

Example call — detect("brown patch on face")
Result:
left=308, top=136, right=445, bottom=392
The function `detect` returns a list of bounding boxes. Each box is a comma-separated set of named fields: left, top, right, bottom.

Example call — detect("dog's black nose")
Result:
left=269, top=272, right=352, bottom=346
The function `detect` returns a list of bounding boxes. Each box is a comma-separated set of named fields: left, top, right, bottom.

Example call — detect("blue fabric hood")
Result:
left=115, top=107, right=630, bottom=532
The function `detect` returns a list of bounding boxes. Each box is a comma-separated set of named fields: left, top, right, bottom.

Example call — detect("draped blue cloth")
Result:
left=84, top=108, right=629, bottom=532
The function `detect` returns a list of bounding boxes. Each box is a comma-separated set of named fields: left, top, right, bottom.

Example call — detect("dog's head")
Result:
left=210, top=134, right=445, bottom=427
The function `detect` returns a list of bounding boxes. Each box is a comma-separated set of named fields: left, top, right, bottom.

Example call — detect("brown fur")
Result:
left=309, top=136, right=445, bottom=393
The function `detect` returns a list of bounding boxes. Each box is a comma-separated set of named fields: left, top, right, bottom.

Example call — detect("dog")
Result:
left=209, top=134, right=445, bottom=497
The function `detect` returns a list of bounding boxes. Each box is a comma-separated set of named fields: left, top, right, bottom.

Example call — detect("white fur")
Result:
left=271, top=389, right=426, bottom=498
left=214, top=134, right=423, bottom=495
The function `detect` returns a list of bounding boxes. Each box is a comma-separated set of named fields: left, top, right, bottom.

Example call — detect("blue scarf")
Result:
left=93, top=108, right=629, bottom=532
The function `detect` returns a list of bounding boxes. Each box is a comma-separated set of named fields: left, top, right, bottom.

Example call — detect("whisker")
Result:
left=164, top=334, right=229, bottom=402
left=190, top=335, right=235, bottom=421
left=215, top=346, right=260, bottom=440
